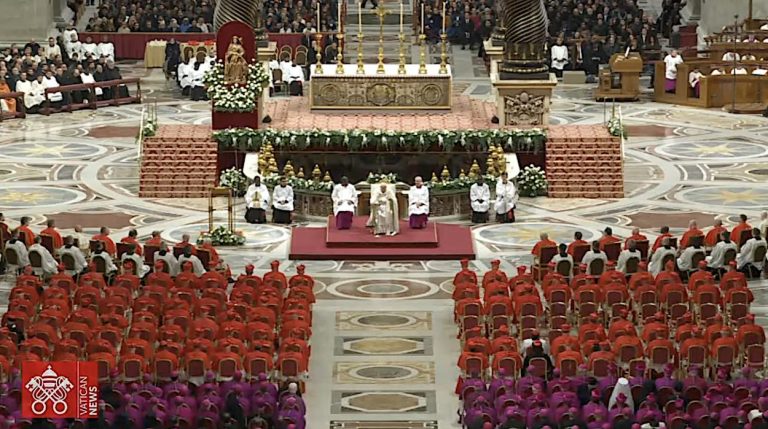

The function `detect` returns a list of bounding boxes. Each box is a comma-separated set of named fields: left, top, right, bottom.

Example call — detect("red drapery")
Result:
left=80, top=32, right=319, bottom=60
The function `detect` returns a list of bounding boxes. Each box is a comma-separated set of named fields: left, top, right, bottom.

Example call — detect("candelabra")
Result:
left=356, top=33, right=365, bottom=74
left=439, top=32, right=448, bottom=74
left=314, top=33, right=324, bottom=74
left=336, top=32, right=345, bottom=74
left=418, top=33, right=427, bottom=74
left=376, top=5, right=388, bottom=74
left=398, top=33, right=407, bottom=74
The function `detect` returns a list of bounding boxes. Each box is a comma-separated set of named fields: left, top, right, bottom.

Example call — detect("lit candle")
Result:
left=421, top=3, right=424, bottom=34
left=338, top=0, right=342, bottom=32
left=442, top=1, right=446, bottom=33
left=358, top=0, right=362, bottom=33
left=318, top=3, right=321, bottom=31
left=400, top=1, right=403, bottom=34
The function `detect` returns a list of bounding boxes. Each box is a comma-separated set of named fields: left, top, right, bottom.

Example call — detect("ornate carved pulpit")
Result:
left=595, top=53, right=643, bottom=101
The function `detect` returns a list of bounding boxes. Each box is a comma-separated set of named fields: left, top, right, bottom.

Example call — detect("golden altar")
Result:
left=309, top=64, right=452, bottom=109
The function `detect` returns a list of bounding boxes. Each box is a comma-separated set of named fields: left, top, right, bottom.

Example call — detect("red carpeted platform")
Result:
left=325, top=216, right=439, bottom=248
left=289, top=218, right=475, bottom=260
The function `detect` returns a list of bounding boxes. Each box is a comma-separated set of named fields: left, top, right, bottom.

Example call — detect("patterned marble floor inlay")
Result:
left=336, top=337, right=433, bottom=356
left=330, top=421, right=438, bottom=429
left=327, top=279, right=439, bottom=300
left=332, top=391, right=436, bottom=413
left=334, top=362, right=435, bottom=384
left=336, top=312, right=433, bottom=331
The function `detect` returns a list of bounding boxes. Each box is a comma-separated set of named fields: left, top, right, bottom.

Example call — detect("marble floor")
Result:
left=1, top=57, right=768, bottom=428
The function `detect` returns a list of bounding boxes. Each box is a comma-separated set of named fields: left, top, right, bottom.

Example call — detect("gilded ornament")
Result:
left=459, top=169, right=466, bottom=179
left=430, top=172, right=439, bottom=183
left=297, top=167, right=305, bottom=179
left=268, top=158, right=279, bottom=174
left=440, top=165, right=451, bottom=181
left=224, top=36, right=248, bottom=85
left=469, top=159, right=481, bottom=176
left=323, top=171, right=332, bottom=182
left=312, top=164, right=322, bottom=180
left=283, top=160, right=295, bottom=177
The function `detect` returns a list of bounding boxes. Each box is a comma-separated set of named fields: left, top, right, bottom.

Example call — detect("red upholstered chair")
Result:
left=603, top=242, right=621, bottom=261
left=571, top=244, right=590, bottom=264
left=533, top=246, right=558, bottom=281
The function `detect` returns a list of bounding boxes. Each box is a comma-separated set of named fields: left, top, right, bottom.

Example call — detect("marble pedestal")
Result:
left=491, top=73, right=557, bottom=126
left=484, top=41, right=504, bottom=102
left=258, top=42, right=277, bottom=108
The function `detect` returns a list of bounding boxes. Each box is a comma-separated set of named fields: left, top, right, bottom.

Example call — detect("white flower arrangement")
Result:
left=197, top=226, right=246, bottom=246
left=517, top=165, right=548, bottom=197
left=263, top=173, right=334, bottom=192
left=203, top=61, right=270, bottom=113
left=607, top=117, right=628, bottom=138
left=219, top=167, right=249, bottom=195
left=366, top=172, right=399, bottom=184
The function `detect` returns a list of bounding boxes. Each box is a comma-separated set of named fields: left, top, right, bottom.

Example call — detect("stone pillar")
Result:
left=688, top=0, right=701, bottom=22
left=257, top=41, right=276, bottom=118
left=491, top=72, right=557, bottom=127
left=0, top=0, right=53, bottom=41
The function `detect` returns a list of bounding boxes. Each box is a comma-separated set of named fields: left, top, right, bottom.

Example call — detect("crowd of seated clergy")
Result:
left=529, top=213, right=768, bottom=281
left=0, top=214, right=314, bottom=428
left=660, top=50, right=768, bottom=97
left=453, top=251, right=767, bottom=429
left=0, top=30, right=129, bottom=115
left=0, top=214, right=234, bottom=281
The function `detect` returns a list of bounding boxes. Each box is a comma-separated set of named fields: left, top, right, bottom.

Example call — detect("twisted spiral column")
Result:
left=499, top=0, right=548, bottom=76
left=214, top=0, right=266, bottom=41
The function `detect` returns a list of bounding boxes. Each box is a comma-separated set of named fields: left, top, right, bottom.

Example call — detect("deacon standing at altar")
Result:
left=495, top=172, right=518, bottom=223
left=245, top=176, right=270, bottom=224
left=272, top=177, right=294, bottom=224
left=470, top=176, right=491, bottom=223
left=407, top=176, right=430, bottom=229
left=371, top=183, right=400, bottom=236
left=332, top=176, right=358, bottom=230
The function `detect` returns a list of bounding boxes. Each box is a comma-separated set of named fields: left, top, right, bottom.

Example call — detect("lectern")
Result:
left=595, top=53, right=643, bottom=101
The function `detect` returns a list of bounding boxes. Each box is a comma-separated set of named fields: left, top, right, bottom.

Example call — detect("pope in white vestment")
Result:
left=332, top=177, right=357, bottom=229
left=407, top=176, right=430, bottom=229
left=470, top=177, right=491, bottom=223
left=245, top=177, right=270, bottom=224
left=272, top=178, right=294, bottom=224
left=371, top=183, right=399, bottom=236
left=495, top=172, right=518, bottom=223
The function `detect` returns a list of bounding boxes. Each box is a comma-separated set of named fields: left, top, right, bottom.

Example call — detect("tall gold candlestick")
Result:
left=356, top=33, right=365, bottom=74
left=376, top=5, right=388, bottom=74
left=336, top=32, right=345, bottom=74
left=442, top=1, right=446, bottom=33
left=418, top=33, right=427, bottom=74
left=314, top=33, right=324, bottom=74
left=398, top=33, right=406, bottom=74
left=439, top=32, right=448, bottom=74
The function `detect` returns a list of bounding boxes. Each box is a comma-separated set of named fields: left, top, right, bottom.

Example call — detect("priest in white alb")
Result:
left=245, top=176, right=270, bottom=224
left=470, top=175, right=491, bottom=223
left=331, top=176, right=357, bottom=229
left=271, top=176, right=294, bottom=224
left=371, top=183, right=399, bottom=236
left=407, top=176, right=430, bottom=229
left=495, top=172, right=518, bottom=223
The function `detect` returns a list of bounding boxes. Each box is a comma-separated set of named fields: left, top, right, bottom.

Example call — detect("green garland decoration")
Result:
left=213, top=128, right=547, bottom=153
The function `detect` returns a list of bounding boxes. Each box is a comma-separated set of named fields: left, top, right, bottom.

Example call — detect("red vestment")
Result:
left=624, top=234, right=648, bottom=249
left=680, top=228, right=703, bottom=248
left=92, top=233, right=116, bottom=255
left=120, top=237, right=143, bottom=256
left=704, top=226, right=727, bottom=247
left=651, top=233, right=673, bottom=252
left=731, top=221, right=752, bottom=246
left=531, top=239, right=557, bottom=256
left=40, top=227, right=63, bottom=248
left=18, top=225, right=36, bottom=246
left=598, top=235, right=621, bottom=251
left=567, top=239, right=589, bottom=256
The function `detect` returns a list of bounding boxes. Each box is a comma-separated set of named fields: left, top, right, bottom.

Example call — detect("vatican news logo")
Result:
left=21, top=362, right=99, bottom=419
